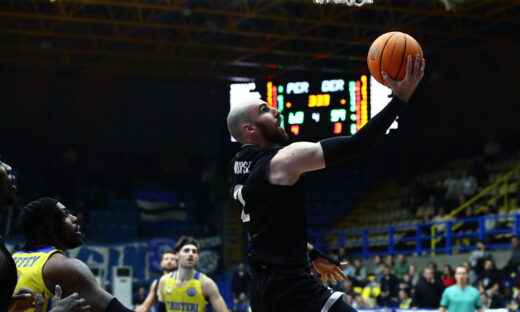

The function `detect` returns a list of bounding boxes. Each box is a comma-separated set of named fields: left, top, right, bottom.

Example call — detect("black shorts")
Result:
left=249, top=265, right=346, bottom=312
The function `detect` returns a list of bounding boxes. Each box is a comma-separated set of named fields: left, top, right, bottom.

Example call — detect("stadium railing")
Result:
left=308, top=213, right=519, bottom=258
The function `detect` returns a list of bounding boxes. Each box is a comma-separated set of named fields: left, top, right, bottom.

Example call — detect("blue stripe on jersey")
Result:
left=34, top=247, right=57, bottom=253
left=194, top=272, right=200, bottom=280
left=13, top=247, right=56, bottom=254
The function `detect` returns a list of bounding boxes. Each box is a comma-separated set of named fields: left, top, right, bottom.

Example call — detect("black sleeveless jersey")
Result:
left=229, top=144, right=308, bottom=267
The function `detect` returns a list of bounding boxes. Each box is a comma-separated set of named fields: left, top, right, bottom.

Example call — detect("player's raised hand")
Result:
left=9, top=287, right=44, bottom=312
left=382, top=54, right=425, bottom=102
left=312, top=258, right=349, bottom=283
left=50, top=285, right=91, bottom=312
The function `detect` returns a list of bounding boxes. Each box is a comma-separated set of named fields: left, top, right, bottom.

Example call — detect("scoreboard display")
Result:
left=229, top=75, right=394, bottom=142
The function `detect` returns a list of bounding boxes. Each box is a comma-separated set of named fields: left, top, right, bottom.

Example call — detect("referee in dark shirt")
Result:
left=227, top=55, right=425, bottom=312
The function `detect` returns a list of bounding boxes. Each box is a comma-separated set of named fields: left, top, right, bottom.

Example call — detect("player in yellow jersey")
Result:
left=1, top=160, right=89, bottom=312
left=14, top=197, right=135, bottom=312
left=158, top=236, right=228, bottom=312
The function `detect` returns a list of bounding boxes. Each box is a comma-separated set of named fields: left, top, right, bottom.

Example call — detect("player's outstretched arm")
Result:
left=269, top=55, right=425, bottom=185
left=43, top=253, right=128, bottom=312
left=136, top=280, right=158, bottom=312
left=201, top=276, right=228, bottom=312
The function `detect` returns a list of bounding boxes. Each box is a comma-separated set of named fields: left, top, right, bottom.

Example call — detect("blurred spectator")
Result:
left=231, top=263, right=251, bottom=300
left=337, top=247, right=348, bottom=262
left=133, top=286, right=147, bottom=306
left=433, top=207, right=447, bottom=234
left=468, top=240, right=493, bottom=275
left=398, top=289, right=412, bottom=309
left=503, top=236, right=520, bottom=274
left=373, top=255, right=385, bottom=283
left=351, top=258, right=367, bottom=287
left=441, top=265, right=456, bottom=287
left=444, top=172, right=458, bottom=201
left=427, top=262, right=442, bottom=280
left=393, top=254, right=410, bottom=281
left=384, top=255, right=394, bottom=268
left=399, top=274, right=413, bottom=294
left=340, top=280, right=356, bottom=297
left=361, top=276, right=381, bottom=307
left=408, top=264, right=420, bottom=286
left=411, top=268, right=445, bottom=309
left=483, top=206, right=497, bottom=243
left=342, top=260, right=355, bottom=279
left=462, top=261, right=479, bottom=286
left=507, top=285, right=520, bottom=311
left=457, top=171, right=478, bottom=197
left=477, top=260, right=501, bottom=300
left=352, top=294, right=372, bottom=309
left=480, top=292, right=500, bottom=309
left=377, top=265, right=399, bottom=307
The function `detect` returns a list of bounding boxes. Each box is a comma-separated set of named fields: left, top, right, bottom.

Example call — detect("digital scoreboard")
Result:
left=230, top=75, right=395, bottom=142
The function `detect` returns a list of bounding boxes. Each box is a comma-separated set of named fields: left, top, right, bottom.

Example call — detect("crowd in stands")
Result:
left=315, top=237, right=520, bottom=310
left=227, top=235, right=520, bottom=311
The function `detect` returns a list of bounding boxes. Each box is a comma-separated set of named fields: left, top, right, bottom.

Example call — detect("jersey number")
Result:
left=232, top=185, right=250, bottom=223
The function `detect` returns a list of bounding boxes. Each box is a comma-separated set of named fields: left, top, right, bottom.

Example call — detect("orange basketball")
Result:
left=367, top=32, right=423, bottom=86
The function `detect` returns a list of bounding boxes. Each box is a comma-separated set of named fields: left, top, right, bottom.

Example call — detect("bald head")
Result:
left=227, top=98, right=264, bottom=144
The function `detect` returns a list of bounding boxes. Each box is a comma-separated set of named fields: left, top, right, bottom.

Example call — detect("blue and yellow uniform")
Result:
left=12, top=246, right=65, bottom=312
left=162, top=271, right=208, bottom=312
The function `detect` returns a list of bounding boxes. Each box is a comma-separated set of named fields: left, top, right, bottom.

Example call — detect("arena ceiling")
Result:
left=0, top=0, right=518, bottom=81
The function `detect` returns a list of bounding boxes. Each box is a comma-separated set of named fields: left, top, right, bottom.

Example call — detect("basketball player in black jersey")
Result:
left=0, top=159, right=90, bottom=312
left=227, top=55, right=425, bottom=312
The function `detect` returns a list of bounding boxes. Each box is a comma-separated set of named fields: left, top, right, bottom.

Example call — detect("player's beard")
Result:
left=59, top=226, right=83, bottom=250
left=255, top=121, right=288, bottom=145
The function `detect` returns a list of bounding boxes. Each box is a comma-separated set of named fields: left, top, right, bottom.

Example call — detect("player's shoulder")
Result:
left=234, top=144, right=282, bottom=161
left=45, top=253, right=89, bottom=275
left=161, top=270, right=176, bottom=281
left=43, top=253, right=97, bottom=289
left=467, top=285, right=480, bottom=295
left=199, top=272, right=218, bottom=294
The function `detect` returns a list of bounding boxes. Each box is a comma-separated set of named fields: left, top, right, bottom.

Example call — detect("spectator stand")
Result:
left=431, top=163, right=520, bottom=253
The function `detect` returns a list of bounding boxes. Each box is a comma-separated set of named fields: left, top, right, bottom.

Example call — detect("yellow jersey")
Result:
left=12, top=246, right=65, bottom=312
left=162, top=270, right=209, bottom=312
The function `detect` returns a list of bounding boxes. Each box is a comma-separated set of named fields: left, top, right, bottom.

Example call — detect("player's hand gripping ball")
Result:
left=367, top=31, right=423, bottom=86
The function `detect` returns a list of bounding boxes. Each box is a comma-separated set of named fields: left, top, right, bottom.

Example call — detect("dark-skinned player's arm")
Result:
left=135, top=280, right=158, bottom=312
left=43, top=253, right=134, bottom=312
left=307, top=243, right=349, bottom=283
left=268, top=55, right=425, bottom=186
